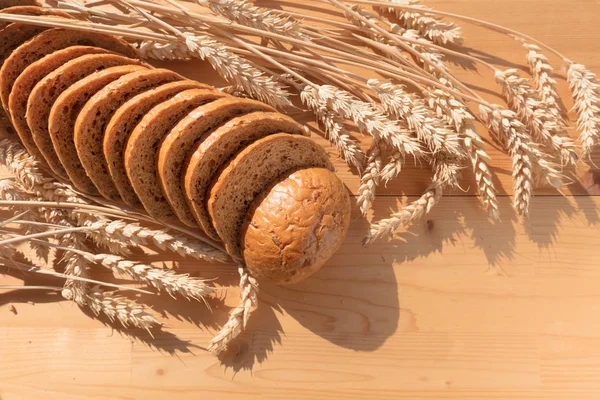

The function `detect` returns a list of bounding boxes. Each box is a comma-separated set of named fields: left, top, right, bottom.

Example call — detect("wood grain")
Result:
left=1, top=0, right=600, bottom=399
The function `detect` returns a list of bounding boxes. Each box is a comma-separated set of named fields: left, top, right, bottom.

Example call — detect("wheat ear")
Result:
left=379, top=0, right=463, bottom=45
left=426, top=88, right=500, bottom=219
left=480, top=106, right=539, bottom=215
left=357, top=141, right=382, bottom=216
left=78, top=287, right=160, bottom=331
left=567, top=62, right=600, bottom=158
left=310, top=85, right=422, bottom=158
left=364, top=181, right=442, bottom=244
left=368, top=79, right=463, bottom=157
left=86, top=253, right=214, bottom=302
left=203, top=0, right=306, bottom=39
left=208, top=266, right=258, bottom=355
left=300, top=86, right=366, bottom=170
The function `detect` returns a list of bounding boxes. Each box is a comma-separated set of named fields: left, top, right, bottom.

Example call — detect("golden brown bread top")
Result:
left=240, top=167, right=351, bottom=285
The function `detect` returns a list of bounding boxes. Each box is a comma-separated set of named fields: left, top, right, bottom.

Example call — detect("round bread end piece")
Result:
left=240, top=167, right=351, bottom=285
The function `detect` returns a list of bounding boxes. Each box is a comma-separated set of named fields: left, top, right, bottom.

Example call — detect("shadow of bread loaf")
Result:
left=1, top=10, right=352, bottom=285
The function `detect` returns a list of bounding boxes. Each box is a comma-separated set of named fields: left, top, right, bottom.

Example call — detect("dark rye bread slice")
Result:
left=157, top=98, right=275, bottom=228
left=48, top=65, right=147, bottom=193
left=104, top=80, right=210, bottom=208
left=27, top=53, right=141, bottom=186
left=125, top=88, right=227, bottom=222
left=9, top=46, right=109, bottom=178
left=184, top=112, right=307, bottom=240
left=0, top=28, right=138, bottom=114
left=208, top=133, right=334, bottom=258
left=74, top=69, right=182, bottom=200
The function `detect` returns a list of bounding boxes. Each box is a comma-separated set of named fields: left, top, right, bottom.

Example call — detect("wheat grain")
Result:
left=0, top=139, right=48, bottom=189
left=208, top=266, right=258, bottom=355
left=87, top=253, right=214, bottom=301
left=357, top=142, right=382, bottom=216
left=567, top=62, right=600, bottom=158
left=136, top=40, right=192, bottom=61
left=379, top=0, right=463, bottom=45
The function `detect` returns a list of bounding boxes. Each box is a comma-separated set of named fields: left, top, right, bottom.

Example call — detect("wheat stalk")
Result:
left=567, top=62, right=600, bottom=158
left=85, top=253, right=214, bottom=302
left=208, top=266, right=258, bottom=355
left=379, top=0, right=463, bottom=45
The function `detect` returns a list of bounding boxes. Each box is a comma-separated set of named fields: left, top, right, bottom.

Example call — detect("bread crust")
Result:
left=208, top=133, right=334, bottom=258
left=241, top=167, right=351, bottom=284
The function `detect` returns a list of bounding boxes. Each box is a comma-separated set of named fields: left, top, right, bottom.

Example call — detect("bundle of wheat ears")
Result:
left=0, top=0, right=598, bottom=355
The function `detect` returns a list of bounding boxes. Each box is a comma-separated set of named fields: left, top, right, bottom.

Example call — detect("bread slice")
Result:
left=158, top=97, right=275, bottom=227
left=48, top=65, right=147, bottom=193
left=0, top=27, right=138, bottom=115
left=9, top=46, right=109, bottom=178
left=73, top=69, right=182, bottom=200
left=27, top=53, right=141, bottom=187
left=125, top=88, right=226, bottom=222
left=104, top=80, right=209, bottom=208
left=0, top=7, right=70, bottom=140
left=184, top=111, right=306, bottom=240
left=208, top=133, right=333, bottom=258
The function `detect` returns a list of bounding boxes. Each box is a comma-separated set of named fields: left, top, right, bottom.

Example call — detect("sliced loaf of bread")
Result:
left=157, top=97, right=275, bottom=227
left=104, top=80, right=209, bottom=208
left=208, top=133, right=334, bottom=258
left=0, top=28, right=138, bottom=114
left=48, top=65, right=147, bottom=193
left=74, top=69, right=182, bottom=200
left=27, top=53, right=141, bottom=187
left=184, top=111, right=306, bottom=240
left=125, top=88, right=226, bottom=222
left=9, top=46, right=109, bottom=177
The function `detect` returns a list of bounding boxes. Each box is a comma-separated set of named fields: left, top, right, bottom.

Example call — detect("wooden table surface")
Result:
left=1, top=1, right=600, bottom=399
